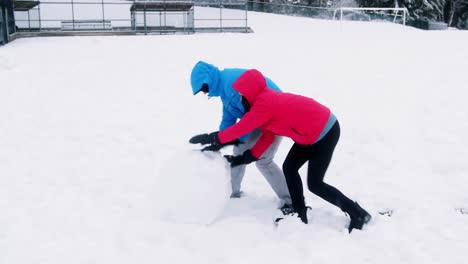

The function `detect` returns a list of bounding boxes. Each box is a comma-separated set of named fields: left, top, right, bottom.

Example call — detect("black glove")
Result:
left=201, top=144, right=224, bottom=152
left=201, top=139, right=242, bottom=152
left=190, top=133, right=242, bottom=152
left=224, top=150, right=258, bottom=167
left=189, top=132, right=220, bottom=145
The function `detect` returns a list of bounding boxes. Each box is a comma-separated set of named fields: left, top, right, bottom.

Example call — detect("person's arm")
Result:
left=223, top=129, right=276, bottom=167
left=220, top=105, right=237, bottom=131
left=218, top=110, right=269, bottom=145
left=220, top=98, right=252, bottom=142
left=189, top=106, right=269, bottom=153
left=250, top=129, right=276, bottom=158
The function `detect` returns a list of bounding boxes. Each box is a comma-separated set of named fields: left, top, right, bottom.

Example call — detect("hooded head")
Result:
left=232, top=69, right=267, bottom=106
left=190, top=61, right=221, bottom=96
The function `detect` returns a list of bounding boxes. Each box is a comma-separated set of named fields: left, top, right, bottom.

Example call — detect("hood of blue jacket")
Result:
left=190, top=61, right=221, bottom=97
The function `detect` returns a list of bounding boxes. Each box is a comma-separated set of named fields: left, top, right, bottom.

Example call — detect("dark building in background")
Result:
left=1, top=0, right=15, bottom=45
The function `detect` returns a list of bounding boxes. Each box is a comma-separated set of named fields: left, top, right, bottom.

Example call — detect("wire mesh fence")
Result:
left=245, top=0, right=408, bottom=24
left=9, top=0, right=412, bottom=40
left=13, top=0, right=250, bottom=35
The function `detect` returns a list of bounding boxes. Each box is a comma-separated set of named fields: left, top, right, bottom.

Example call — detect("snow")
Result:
left=1, top=8, right=468, bottom=264
left=156, top=151, right=230, bottom=224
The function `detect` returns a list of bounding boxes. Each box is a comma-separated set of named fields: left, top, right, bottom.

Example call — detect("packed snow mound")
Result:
left=155, top=150, right=230, bottom=224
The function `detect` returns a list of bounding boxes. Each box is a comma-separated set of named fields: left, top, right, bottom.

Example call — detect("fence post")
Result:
left=28, top=8, right=31, bottom=29
left=163, top=0, right=167, bottom=34
left=144, top=2, right=147, bottom=35
left=220, top=0, right=223, bottom=32
left=245, top=0, right=248, bottom=33
left=403, top=9, right=407, bottom=25
left=71, top=0, right=75, bottom=31
left=38, top=3, right=41, bottom=31
left=1, top=7, right=5, bottom=45
left=101, top=0, right=105, bottom=30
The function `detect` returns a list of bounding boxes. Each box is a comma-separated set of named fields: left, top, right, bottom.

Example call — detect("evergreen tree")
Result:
left=445, top=0, right=468, bottom=27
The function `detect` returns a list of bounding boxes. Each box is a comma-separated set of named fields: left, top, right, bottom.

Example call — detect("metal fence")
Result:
left=8, top=0, right=412, bottom=42
left=246, top=0, right=335, bottom=19
left=245, top=0, right=408, bottom=24
left=13, top=0, right=250, bottom=35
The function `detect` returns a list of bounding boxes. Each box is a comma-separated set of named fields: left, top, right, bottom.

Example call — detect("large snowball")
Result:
left=155, top=150, right=230, bottom=225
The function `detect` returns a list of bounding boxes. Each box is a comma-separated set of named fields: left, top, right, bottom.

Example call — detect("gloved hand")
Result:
left=189, top=132, right=220, bottom=145
left=190, top=134, right=241, bottom=152
left=224, top=150, right=258, bottom=167
left=201, top=144, right=224, bottom=152
left=201, top=139, right=242, bottom=152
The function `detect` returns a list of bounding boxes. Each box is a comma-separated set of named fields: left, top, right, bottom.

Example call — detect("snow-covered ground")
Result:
left=1, top=9, right=468, bottom=264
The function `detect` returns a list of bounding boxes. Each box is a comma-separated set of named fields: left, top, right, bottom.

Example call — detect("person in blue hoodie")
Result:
left=189, top=61, right=292, bottom=209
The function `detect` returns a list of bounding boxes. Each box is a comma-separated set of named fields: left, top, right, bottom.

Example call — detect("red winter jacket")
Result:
left=218, top=69, right=331, bottom=158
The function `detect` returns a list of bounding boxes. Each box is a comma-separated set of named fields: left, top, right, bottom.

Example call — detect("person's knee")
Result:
left=282, top=161, right=298, bottom=175
left=308, top=180, right=323, bottom=194
left=255, top=157, right=273, bottom=169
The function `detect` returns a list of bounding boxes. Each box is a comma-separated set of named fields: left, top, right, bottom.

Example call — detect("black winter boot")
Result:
left=297, top=207, right=309, bottom=224
left=347, top=202, right=371, bottom=233
left=275, top=206, right=311, bottom=225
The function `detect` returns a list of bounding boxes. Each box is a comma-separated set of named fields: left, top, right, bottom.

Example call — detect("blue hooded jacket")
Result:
left=190, top=61, right=282, bottom=142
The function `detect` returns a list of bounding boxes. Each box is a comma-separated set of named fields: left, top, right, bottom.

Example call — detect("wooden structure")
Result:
left=61, top=20, right=113, bottom=31
left=4, top=0, right=250, bottom=43
left=13, top=0, right=40, bottom=31
left=130, top=1, right=194, bottom=33
left=14, top=0, right=39, bottom=11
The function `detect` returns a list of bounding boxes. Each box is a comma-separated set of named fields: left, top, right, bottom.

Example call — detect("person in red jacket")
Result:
left=190, top=69, right=371, bottom=233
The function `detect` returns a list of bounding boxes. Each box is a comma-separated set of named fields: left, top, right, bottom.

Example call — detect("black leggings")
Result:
left=282, top=121, right=354, bottom=212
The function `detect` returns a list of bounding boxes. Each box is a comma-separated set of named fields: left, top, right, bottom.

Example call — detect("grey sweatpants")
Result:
left=231, top=129, right=292, bottom=205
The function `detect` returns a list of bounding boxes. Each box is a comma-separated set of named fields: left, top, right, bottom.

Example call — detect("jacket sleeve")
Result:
left=220, top=105, right=237, bottom=131
left=218, top=109, right=269, bottom=146
left=250, top=129, right=276, bottom=158
left=219, top=100, right=251, bottom=142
